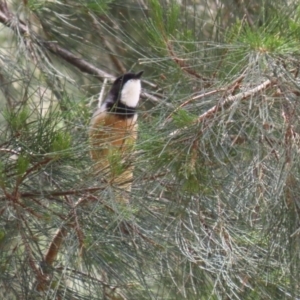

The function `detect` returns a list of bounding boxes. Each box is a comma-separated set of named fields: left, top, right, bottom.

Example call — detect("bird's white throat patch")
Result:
left=120, top=79, right=141, bottom=108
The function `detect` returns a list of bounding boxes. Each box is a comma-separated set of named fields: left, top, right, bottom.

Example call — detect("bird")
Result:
left=89, top=71, right=143, bottom=204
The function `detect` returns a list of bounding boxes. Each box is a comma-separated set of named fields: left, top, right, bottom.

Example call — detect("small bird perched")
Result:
left=89, top=71, right=143, bottom=204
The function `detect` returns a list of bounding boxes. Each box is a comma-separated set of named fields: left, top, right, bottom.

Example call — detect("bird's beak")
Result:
left=135, top=71, right=144, bottom=79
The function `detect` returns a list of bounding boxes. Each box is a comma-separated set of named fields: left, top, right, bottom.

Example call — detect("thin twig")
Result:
left=56, top=266, right=128, bottom=288
left=20, top=186, right=105, bottom=198
left=164, top=88, right=227, bottom=125
left=0, top=72, right=15, bottom=109
left=165, top=39, right=210, bottom=82
left=164, top=70, right=247, bottom=125
left=88, top=12, right=126, bottom=74
left=98, top=78, right=108, bottom=108
left=0, top=147, right=20, bottom=155
left=0, top=2, right=162, bottom=105
left=16, top=213, right=48, bottom=291
left=197, top=79, right=272, bottom=123
left=168, top=79, right=272, bottom=137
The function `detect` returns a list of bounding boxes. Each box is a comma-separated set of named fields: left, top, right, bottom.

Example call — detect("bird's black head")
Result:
left=110, top=71, right=143, bottom=97
left=106, top=71, right=143, bottom=118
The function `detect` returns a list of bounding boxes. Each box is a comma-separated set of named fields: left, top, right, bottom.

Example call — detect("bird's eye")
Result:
left=116, top=77, right=123, bottom=84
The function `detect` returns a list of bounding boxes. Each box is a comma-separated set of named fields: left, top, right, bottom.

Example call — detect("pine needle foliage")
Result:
left=0, top=0, right=300, bottom=299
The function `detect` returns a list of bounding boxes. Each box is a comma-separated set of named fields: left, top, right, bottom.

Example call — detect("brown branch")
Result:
left=56, top=266, right=129, bottom=299
left=20, top=158, right=52, bottom=181
left=0, top=0, right=11, bottom=18
left=0, top=2, right=161, bottom=105
left=16, top=212, right=48, bottom=292
left=40, top=188, right=163, bottom=276
left=168, top=79, right=273, bottom=137
left=20, top=186, right=105, bottom=198
left=43, top=226, right=69, bottom=267
left=65, top=196, right=85, bottom=257
left=56, top=266, right=124, bottom=288
left=0, top=2, right=111, bottom=80
left=29, top=196, right=66, bottom=219
left=1, top=182, right=44, bottom=219
left=0, top=147, right=20, bottom=155
left=164, top=88, right=227, bottom=125
left=140, top=172, right=167, bottom=182
left=14, top=198, right=44, bottom=218
left=53, top=192, right=84, bottom=256
left=41, top=193, right=107, bottom=277
left=164, top=70, right=247, bottom=125
left=165, top=39, right=210, bottom=82
left=10, top=158, right=54, bottom=201
left=75, top=194, right=163, bottom=249
left=197, top=79, right=272, bottom=123
left=43, top=41, right=113, bottom=79
left=0, top=72, right=15, bottom=109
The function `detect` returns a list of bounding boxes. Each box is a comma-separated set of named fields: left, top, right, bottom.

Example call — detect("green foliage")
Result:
left=0, top=162, right=5, bottom=186
left=51, top=131, right=72, bottom=156
left=172, top=109, right=196, bottom=128
left=146, top=0, right=184, bottom=50
left=83, top=0, right=114, bottom=13
left=0, top=230, right=5, bottom=242
left=28, top=0, right=113, bottom=13
left=148, top=0, right=181, bottom=35
left=3, top=106, right=30, bottom=133
left=107, top=149, right=124, bottom=176
left=27, top=0, right=47, bottom=11
left=226, top=13, right=300, bottom=54
left=16, top=154, right=30, bottom=176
